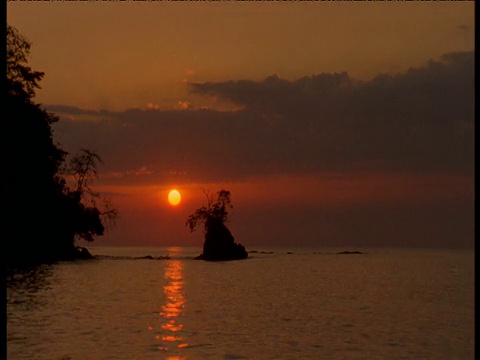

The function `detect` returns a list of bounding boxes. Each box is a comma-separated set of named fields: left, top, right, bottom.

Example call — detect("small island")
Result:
left=186, top=190, right=248, bottom=261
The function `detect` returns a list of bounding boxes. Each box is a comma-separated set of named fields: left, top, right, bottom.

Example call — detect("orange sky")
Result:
left=8, top=2, right=474, bottom=111
left=7, top=2, right=475, bottom=249
left=91, top=171, right=473, bottom=248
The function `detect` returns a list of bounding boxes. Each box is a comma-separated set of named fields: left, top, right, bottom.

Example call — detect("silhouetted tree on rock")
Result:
left=186, top=190, right=248, bottom=261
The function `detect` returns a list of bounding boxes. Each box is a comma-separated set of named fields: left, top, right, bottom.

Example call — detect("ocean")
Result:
left=6, top=246, right=474, bottom=359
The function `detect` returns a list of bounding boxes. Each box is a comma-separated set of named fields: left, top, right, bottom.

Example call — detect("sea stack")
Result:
left=195, top=218, right=248, bottom=261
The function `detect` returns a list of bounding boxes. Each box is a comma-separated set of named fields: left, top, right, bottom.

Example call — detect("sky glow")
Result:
left=7, top=2, right=474, bottom=248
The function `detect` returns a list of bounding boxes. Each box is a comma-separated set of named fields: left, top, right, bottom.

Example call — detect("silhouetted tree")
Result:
left=68, top=148, right=103, bottom=195
left=186, top=190, right=247, bottom=261
left=6, top=25, right=117, bottom=266
left=7, top=25, right=44, bottom=101
left=61, top=149, right=118, bottom=242
left=186, top=189, right=232, bottom=233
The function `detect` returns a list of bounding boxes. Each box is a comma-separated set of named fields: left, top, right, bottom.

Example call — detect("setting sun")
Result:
left=168, top=189, right=181, bottom=206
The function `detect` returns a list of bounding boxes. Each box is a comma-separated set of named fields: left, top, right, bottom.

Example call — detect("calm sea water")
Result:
left=7, top=246, right=474, bottom=359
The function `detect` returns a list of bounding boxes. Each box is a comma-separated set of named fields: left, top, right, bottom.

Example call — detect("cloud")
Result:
left=51, top=51, right=474, bottom=186
left=147, top=102, right=160, bottom=110
left=189, top=51, right=474, bottom=174
left=177, top=100, right=192, bottom=110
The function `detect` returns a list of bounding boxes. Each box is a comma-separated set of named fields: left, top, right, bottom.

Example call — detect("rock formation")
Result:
left=195, top=219, right=248, bottom=261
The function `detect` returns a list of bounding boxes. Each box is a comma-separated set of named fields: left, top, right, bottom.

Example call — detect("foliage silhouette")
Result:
left=186, top=190, right=247, bottom=261
left=7, top=25, right=44, bottom=101
left=6, top=25, right=117, bottom=266
left=186, top=189, right=232, bottom=233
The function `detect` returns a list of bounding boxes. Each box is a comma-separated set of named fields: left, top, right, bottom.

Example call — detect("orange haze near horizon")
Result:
left=89, top=171, right=473, bottom=248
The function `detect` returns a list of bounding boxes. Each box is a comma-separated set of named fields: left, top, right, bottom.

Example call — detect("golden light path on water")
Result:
left=150, top=247, right=188, bottom=359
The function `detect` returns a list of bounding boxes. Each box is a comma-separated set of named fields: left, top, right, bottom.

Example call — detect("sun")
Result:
left=168, top=189, right=181, bottom=206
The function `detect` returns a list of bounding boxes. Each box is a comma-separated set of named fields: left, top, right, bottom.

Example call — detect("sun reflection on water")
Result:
left=153, top=248, right=189, bottom=354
